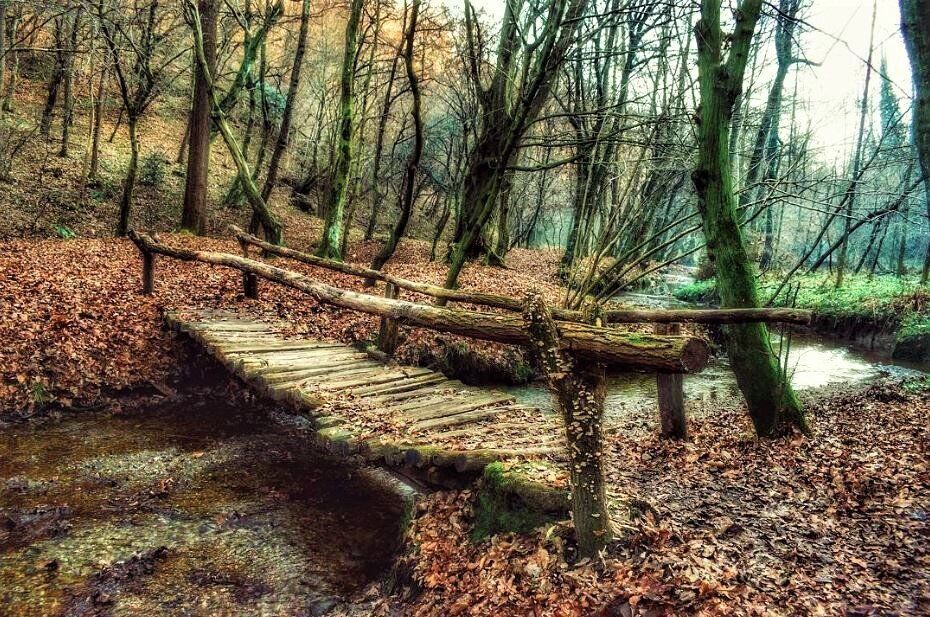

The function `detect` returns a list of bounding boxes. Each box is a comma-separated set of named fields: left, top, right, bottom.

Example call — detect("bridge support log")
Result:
left=522, top=292, right=613, bottom=559
left=656, top=323, right=687, bottom=440
left=378, top=282, right=400, bottom=355
left=129, top=231, right=711, bottom=373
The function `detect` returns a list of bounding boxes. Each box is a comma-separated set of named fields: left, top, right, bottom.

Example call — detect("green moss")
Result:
left=470, top=462, right=566, bottom=542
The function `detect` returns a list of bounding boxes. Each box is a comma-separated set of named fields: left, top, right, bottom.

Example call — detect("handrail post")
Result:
left=238, top=237, right=259, bottom=299
left=378, top=282, right=399, bottom=355
left=141, top=249, right=155, bottom=295
left=656, top=322, right=687, bottom=440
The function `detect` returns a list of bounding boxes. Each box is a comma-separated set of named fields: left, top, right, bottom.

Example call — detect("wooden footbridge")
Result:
left=168, top=308, right=560, bottom=473
left=131, top=228, right=811, bottom=480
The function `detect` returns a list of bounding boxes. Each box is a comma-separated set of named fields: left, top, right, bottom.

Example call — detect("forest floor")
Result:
left=2, top=79, right=929, bottom=616
left=2, top=222, right=929, bottom=616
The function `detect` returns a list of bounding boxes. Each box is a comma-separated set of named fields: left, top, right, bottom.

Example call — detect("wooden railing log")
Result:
left=231, top=227, right=811, bottom=326
left=129, top=231, right=711, bottom=373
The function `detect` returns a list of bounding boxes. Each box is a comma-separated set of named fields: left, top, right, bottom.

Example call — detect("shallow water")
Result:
left=506, top=333, right=923, bottom=420
left=0, top=398, right=409, bottom=616
left=508, top=276, right=925, bottom=419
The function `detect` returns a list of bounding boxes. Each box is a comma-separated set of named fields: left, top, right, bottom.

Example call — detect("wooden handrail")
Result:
left=130, top=231, right=711, bottom=373
left=231, top=227, right=812, bottom=326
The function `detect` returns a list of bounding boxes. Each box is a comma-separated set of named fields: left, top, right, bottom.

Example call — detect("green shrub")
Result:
left=139, top=151, right=168, bottom=187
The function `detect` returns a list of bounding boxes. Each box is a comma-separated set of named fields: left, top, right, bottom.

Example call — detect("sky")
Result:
left=439, top=0, right=913, bottom=166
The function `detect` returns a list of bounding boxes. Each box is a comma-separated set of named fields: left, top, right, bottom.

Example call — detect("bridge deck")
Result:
left=168, top=308, right=564, bottom=473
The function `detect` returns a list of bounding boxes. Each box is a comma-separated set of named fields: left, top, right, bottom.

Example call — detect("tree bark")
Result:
left=368, top=0, right=422, bottom=276
left=2, top=5, right=18, bottom=114
left=317, top=0, right=364, bottom=260
left=181, top=0, right=216, bottom=235
left=522, top=292, right=612, bottom=558
left=40, top=19, right=66, bottom=138
left=261, top=0, right=310, bottom=203
left=900, top=0, right=930, bottom=285
left=59, top=8, right=82, bottom=157
left=693, top=0, right=809, bottom=437
left=118, top=116, right=139, bottom=236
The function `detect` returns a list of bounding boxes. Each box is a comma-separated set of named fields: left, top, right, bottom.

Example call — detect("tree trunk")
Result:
left=40, top=20, right=65, bottom=138
left=317, top=0, right=363, bottom=260
left=58, top=9, right=81, bottom=157
left=522, top=293, right=613, bottom=559
left=2, top=5, right=18, bottom=114
left=364, top=34, right=402, bottom=241
left=836, top=0, right=877, bottom=288
left=181, top=0, right=216, bottom=235
left=87, top=64, right=106, bottom=182
left=261, top=0, right=310, bottom=203
left=368, top=0, right=422, bottom=277
left=118, top=116, right=139, bottom=236
left=0, top=2, right=7, bottom=113
left=693, top=0, right=808, bottom=437
left=493, top=170, right=514, bottom=265
left=899, top=0, right=930, bottom=286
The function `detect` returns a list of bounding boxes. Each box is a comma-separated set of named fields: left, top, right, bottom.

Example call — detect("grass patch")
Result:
left=675, top=273, right=930, bottom=335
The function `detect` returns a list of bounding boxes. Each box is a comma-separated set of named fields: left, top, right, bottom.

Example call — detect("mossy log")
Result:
left=134, top=232, right=710, bottom=372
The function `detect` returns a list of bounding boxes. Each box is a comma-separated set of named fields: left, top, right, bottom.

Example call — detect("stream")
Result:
left=506, top=278, right=927, bottom=420
left=0, top=396, right=411, bottom=616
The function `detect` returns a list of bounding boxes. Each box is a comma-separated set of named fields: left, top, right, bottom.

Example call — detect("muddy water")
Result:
left=0, top=398, right=409, bottom=616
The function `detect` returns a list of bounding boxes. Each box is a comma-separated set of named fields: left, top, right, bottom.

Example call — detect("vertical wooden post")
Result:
left=378, top=282, right=399, bottom=354
left=238, top=237, right=259, bottom=299
left=656, top=322, right=687, bottom=440
left=141, top=249, right=154, bottom=295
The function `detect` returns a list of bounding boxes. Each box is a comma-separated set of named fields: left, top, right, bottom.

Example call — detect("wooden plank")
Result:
left=411, top=406, right=513, bottom=432
left=349, top=374, right=448, bottom=397
left=359, top=378, right=463, bottom=402
left=406, top=394, right=514, bottom=422
left=317, top=367, right=434, bottom=391
left=232, top=348, right=363, bottom=366
left=221, top=342, right=344, bottom=354
left=258, top=359, right=381, bottom=384
left=271, top=363, right=385, bottom=390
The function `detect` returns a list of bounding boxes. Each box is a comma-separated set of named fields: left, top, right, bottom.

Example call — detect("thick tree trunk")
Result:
left=492, top=170, right=514, bottom=265
left=118, top=117, right=139, bottom=236
left=900, top=0, right=930, bottom=286
left=693, top=0, right=808, bottom=437
left=522, top=293, right=612, bottom=558
left=317, top=0, right=363, bottom=260
left=181, top=0, right=216, bottom=235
